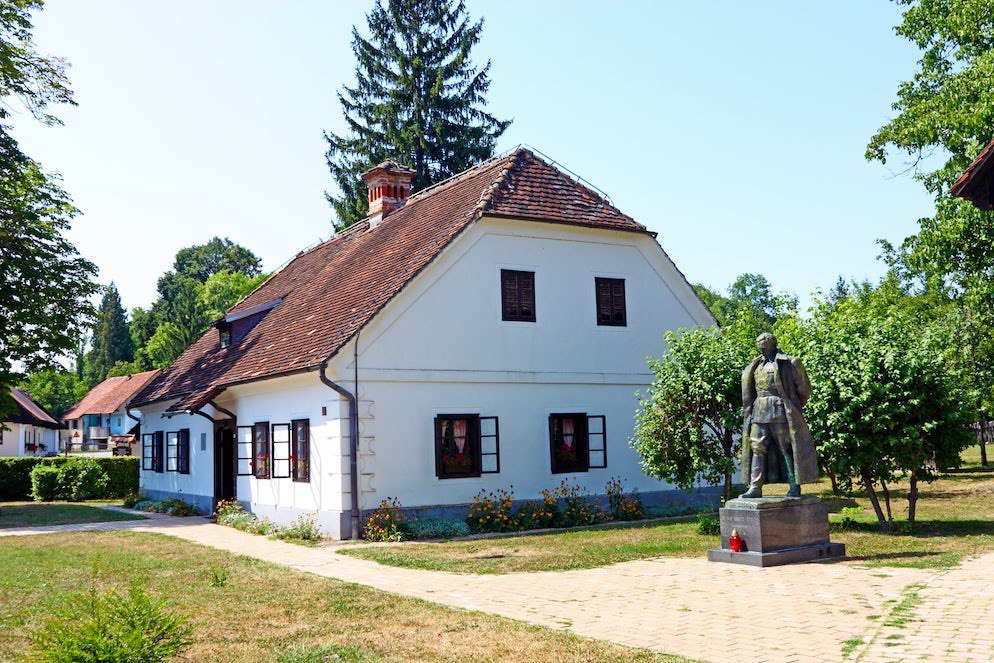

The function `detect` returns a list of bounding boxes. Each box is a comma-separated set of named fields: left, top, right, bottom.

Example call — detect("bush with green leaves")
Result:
left=0, top=457, right=137, bottom=501
left=696, top=513, right=720, bottom=536
left=31, top=581, right=194, bottom=662
left=30, top=465, right=61, bottom=502
left=401, top=517, right=470, bottom=540
left=55, top=458, right=108, bottom=502
left=631, top=311, right=766, bottom=504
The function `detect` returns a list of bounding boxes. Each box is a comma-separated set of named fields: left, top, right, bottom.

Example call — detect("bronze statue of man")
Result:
left=740, top=333, right=818, bottom=498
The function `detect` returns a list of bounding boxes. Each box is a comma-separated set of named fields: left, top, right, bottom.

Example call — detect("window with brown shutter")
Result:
left=501, top=269, right=536, bottom=322
left=253, top=422, right=270, bottom=479
left=595, top=277, right=627, bottom=326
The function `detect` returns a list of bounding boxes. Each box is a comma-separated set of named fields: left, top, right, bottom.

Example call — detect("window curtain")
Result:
left=453, top=419, right=468, bottom=453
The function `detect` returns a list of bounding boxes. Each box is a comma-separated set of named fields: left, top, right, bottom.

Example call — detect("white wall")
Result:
left=0, top=423, right=57, bottom=456
left=136, top=402, right=216, bottom=506
left=0, top=423, right=21, bottom=457
left=329, top=216, right=714, bottom=511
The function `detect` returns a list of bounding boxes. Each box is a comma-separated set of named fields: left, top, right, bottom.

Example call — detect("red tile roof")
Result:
left=7, top=388, right=60, bottom=428
left=951, top=137, right=994, bottom=209
left=62, top=370, right=161, bottom=420
left=132, top=148, right=650, bottom=409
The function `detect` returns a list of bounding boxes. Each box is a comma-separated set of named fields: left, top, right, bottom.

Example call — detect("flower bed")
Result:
left=213, top=500, right=322, bottom=544
left=361, top=478, right=650, bottom=542
left=123, top=494, right=202, bottom=517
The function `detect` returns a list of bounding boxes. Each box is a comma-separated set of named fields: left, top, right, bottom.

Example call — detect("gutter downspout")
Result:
left=319, top=352, right=360, bottom=540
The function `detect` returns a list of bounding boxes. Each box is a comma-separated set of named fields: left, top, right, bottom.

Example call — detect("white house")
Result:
left=61, top=370, right=160, bottom=453
left=130, top=149, right=717, bottom=538
left=2, top=388, right=61, bottom=457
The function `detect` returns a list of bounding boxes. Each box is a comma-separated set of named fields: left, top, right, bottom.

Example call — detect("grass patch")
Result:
left=341, top=516, right=708, bottom=574
left=841, top=636, right=863, bottom=658
left=0, top=531, right=684, bottom=662
left=0, top=502, right=143, bottom=529
left=342, top=444, right=994, bottom=574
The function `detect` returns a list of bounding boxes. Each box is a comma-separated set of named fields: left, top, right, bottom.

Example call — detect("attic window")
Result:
left=219, top=324, right=232, bottom=348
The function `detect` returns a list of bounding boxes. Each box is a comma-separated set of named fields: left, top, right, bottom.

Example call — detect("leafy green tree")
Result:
left=172, top=236, right=261, bottom=282
left=694, top=273, right=793, bottom=327
left=84, top=283, right=134, bottom=385
left=0, top=1, right=94, bottom=418
left=632, top=312, right=766, bottom=503
left=18, top=368, right=88, bottom=419
left=200, top=269, right=268, bottom=321
left=325, top=0, right=511, bottom=229
left=867, top=0, right=994, bottom=464
left=776, top=280, right=974, bottom=528
left=0, top=132, right=96, bottom=418
left=134, top=240, right=262, bottom=369
left=144, top=322, right=189, bottom=370
left=0, top=0, right=75, bottom=126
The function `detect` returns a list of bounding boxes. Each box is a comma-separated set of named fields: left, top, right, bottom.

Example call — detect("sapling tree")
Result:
left=632, top=312, right=765, bottom=503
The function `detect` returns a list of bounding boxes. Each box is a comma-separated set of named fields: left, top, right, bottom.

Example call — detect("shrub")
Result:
left=644, top=503, right=698, bottom=519
left=214, top=499, right=243, bottom=520
left=272, top=513, right=323, bottom=542
left=401, top=517, right=470, bottom=540
left=466, top=487, right=519, bottom=534
left=362, top=497, right=406, bottom=541
left=604, top=477, right=645, bottom=521
left=0, top=457, right=138, bottom=501
left=549, top=479, right=605, bottom=528
left=56, top=458, right=108, bottom=502
left=30, top=465, right=61, bottom=502
left=218, top=512, right=255, bottom=531
left=31, top=581, right=194, bottom=662
left=130, top=497, right=201, bottom=517
left=246, top=517, right=277, bottom=536
left=121, top=492, right=144, bottom=509
left=696, top=512, right=720, bottom=536
left=160, top=498, right=200, bottom=517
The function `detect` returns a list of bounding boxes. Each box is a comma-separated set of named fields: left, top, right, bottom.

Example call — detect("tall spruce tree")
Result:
left=325, top=0, right=511, bottom=230
left=85, top=283, right=134, bottom=385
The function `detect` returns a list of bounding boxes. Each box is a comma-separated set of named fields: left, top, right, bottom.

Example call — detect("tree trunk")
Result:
left=860, top=468, right=889, bottom=529
left=721, top=430, right=734, bottom=504
left=826, top=466, right=839, bottom=494
left=908, top=470, right=919, bottom=530
left=722, top=471, right=732, bottom=505
left=981, top=424, right=989, bottom=467
left=880, top=480, right=893, bottom=522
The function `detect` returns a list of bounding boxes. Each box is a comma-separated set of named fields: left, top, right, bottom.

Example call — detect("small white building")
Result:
left=1, top=388, right=61, bottom=457
left=131, top=149, right=717, bottom=538
left=61, top=370, right=160, bottom=453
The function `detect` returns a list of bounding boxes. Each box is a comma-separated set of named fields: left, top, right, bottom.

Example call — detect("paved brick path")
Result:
left=4, top=514, right=990, bottom=662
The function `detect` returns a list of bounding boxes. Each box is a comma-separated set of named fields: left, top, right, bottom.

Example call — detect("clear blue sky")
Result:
left=11, top=1, right=933, bottom=313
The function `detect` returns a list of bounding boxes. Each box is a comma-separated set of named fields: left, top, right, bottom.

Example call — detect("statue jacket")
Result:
left=740, top=353, right=819, bottom=485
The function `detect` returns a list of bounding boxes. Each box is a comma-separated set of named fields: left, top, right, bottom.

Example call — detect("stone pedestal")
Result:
left=707, top=496, right=845, bottom=567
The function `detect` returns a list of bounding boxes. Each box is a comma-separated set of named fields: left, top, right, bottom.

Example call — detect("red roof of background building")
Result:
left=951, top=137, right=994, bottom=209
left=62, top=370, right=161, bottom=420
left=7, top=388, right=60, bottom=428
left=132, top=148, right=651, bottom=409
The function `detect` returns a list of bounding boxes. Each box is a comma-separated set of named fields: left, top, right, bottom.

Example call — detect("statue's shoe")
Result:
left=740, top=486, right=763, bottom=499
left=787, top=486, right=801, bottom=497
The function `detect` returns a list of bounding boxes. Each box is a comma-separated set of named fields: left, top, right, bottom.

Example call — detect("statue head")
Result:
left=756, top=332, right=778, bottom=357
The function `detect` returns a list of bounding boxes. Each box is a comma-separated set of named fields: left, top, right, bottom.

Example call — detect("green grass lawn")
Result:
left=340, top=444, right=994, bottom=574
left=0, top=502, right=145, bottom=529
left=0, top=531, right=683, bottom=662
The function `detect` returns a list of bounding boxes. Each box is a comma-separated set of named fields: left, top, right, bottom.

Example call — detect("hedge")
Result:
left=0, top=456, right=138, bottom=501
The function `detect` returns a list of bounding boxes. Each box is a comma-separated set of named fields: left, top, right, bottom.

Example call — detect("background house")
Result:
left=1, top=388, right=62, bottom=457
left=131, top=149, right=717, bottom=537
left=62, top=370, right=160, bottom=454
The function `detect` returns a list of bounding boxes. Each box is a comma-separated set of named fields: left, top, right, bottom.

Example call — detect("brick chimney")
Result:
left=361, top=160, right=416, bottom=225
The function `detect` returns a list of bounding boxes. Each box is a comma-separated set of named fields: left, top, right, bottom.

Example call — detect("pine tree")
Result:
left=325, top=0, right=511, bottom=230
left=85, top=283, right=134, bottom=385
